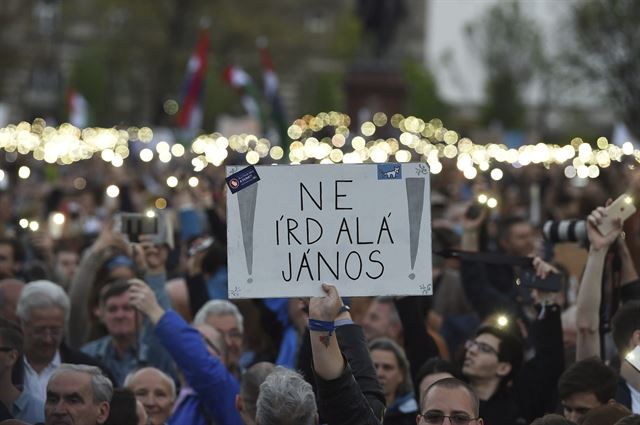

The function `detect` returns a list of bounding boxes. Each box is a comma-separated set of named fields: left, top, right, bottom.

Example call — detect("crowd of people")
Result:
left=0, top=155, right=639, bottom=425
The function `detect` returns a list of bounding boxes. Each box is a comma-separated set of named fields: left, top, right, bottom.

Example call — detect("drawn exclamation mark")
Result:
left=237, top=183, right=258, bottom=283
left=406, top=177, right=425, bottom=280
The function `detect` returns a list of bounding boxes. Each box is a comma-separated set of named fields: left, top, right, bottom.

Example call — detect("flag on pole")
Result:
left=66, top=89, right=89, bottom=128
left=222, top=65, right=267, bottom=133
left=257, top=37, right=290, bottom=155
left=177, top=30, right=210, bottom=130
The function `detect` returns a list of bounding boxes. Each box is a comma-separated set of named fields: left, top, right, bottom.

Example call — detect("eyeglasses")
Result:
left=465, top=339, right=498, bottom=356
left=29, top=326, right=64, bottom=338
left=420, top=412, right=478, bottom=425
left=562, top=404, right=591, bottom=416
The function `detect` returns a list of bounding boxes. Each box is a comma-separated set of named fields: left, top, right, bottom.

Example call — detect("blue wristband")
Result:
left=308, top=319, right=335, bottom=336
left=334, top=319, right=354, bottom=327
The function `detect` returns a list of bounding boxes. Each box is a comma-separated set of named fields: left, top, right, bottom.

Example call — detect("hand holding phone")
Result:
left=520, top=267, right=562, bottom=292
left=626, top=345, right=640, bottom=373
left=597, top=194, right=636, bottom=235
left=116, top=213, right=159, bottom=243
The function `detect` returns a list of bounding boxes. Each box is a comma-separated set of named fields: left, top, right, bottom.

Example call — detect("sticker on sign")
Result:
left=225, top=163, right=432, bottom=298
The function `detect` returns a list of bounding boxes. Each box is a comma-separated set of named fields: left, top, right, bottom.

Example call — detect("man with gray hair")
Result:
left=194, top=300, right=244, bottom=378
left=44, top=363, right=112, bottom=425
left=256, top=367, right=318, bottom=425
left=16, top=280, right=113, bottom=401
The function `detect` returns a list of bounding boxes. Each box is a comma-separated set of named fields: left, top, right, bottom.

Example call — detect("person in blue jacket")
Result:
left=128, top=279, right=243, bottom=425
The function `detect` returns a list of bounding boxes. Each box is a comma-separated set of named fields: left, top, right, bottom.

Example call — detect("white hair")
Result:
left=124, top=367, right=176, bottom=400
left=193, top=300, right=244, bottom=333
left=16, top=280, right=70, bottom=324
left=256, top=367, right=316, bottom=425
left=50, top=363, right=113, bottom=403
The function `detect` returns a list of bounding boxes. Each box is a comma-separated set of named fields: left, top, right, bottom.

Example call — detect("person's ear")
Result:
left=94, top=306, right=102, bottom=320
left=96, top=401, right=110, bottom=424
left=235, top=394, right=243, bottom=413
left=631, top=330, right=640, bottom=347
left=496, top=362, right=512, bottom=378
left=7, top=349, right=18, bottom=367
left=477, top=418, right=484, bottom=425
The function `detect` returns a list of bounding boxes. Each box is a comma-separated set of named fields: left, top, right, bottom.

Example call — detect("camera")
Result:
left=542, top=219, right=588, bottom=245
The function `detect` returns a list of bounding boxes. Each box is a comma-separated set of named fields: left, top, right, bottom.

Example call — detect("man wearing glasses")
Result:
left=16, top=280, right=113, bottom=401
left=418, top=377, right=483, bottom=425
left=460, top=312, right=563, bottom=425
left=193, top=300, right=245, bottom=379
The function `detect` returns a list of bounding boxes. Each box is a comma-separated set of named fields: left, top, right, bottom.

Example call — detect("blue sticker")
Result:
left=377, top=163, right=402, bottom=180
left=226, top=165, right=260, bottom=194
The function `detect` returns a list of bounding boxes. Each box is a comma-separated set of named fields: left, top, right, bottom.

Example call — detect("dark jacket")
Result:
left=616, top=377, right=632, bottom=410
left=383, top=391, right=419, bottom=425
left=394, top=296, right=440, bottom=388
left=478, top=304, right=565, bottom=425
left=479, top=387, right=525, bottom=425
left=13, top=342, right=116, bottom=387
left=313, top=324, right=385, bottom=425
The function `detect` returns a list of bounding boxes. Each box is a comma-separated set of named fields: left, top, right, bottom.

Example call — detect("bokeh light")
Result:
left=106, top=185, right=120, bottom=198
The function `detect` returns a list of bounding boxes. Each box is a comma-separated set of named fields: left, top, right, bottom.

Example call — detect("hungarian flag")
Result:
left=258, top=38, right=290, bottom=154
left=177, top=30, right=210, bottom=129
left=66, top=89, right=89, bottom=128
left=222, top=65, right=267, bottom=133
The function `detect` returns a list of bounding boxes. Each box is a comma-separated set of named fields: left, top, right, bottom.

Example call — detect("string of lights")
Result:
left=0, top=113, right=637, bottom=184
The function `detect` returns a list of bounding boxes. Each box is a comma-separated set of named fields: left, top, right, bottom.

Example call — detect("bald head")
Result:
left=0, top=279, right=24, bottom=323
left=125, top=367, right=175, bottom=399
left=125, top=368, right=175, bottom=425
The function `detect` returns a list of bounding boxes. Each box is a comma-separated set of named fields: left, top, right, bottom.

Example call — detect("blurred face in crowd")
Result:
left=0, top=334, right=18, bottom=377
left=462, top=333, right=510, bottom=383
left=22, top=306, right=65, bottom=365
left=0, top=243, right=16, bottom=279
left=418, top=372, right=454, bottom=406
left=127, top=368, right=175, bottom=425
left=371, top=349, right=404, bottom=402
left=45, top=370, right=110, bottom=425
left=0, top=279, right=23, bottom=323
left=362, top=300, right=401, bottom=342
left=195, top=324, right=226, bottom=363
left=108, top=266, right=135, bottom=281
left=100, top=292, right=138, bottom=340
left=55, top=250, right=79, bottom=281
left=146, top=244, right=169, bottom=270
left=501, top=222, right=535, bottom=257
left=419, top=384, right=482, bottom=425
left=561, top=391, right=601, bottom=423
left=205, top=313, right=242, bottom=369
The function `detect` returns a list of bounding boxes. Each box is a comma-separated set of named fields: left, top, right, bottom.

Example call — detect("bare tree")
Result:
left=568, top=0, right=640, bottom=139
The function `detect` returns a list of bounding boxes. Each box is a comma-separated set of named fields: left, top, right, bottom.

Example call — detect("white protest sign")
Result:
left=225, top=163, right=432, bottom=298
